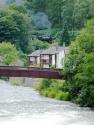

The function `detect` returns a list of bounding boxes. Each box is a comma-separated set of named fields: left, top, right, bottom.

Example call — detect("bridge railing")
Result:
left=0, top=66, right=62, bottom=71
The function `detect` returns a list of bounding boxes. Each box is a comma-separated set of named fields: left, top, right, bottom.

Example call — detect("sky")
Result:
left=0, top=0, right=6, bottom=7
left=0, top=0, right=23, bottom=7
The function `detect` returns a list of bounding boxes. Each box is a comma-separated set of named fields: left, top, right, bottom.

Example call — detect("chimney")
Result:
left=63, top=42, right=66, bottom=54
left=63, top=42, right=65, bottom=48
left=56, top=45, right=59, bottom=51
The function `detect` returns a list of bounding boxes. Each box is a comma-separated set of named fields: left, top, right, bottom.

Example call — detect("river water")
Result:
left=0, top=79, right=94, bottom=125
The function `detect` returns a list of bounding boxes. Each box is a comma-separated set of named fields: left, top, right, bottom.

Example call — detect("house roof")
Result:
left=28, top=46, right=70, bottom=57
left=41, top=46, right=69, bottom=55
left=28, top=50, right=43, bottom=57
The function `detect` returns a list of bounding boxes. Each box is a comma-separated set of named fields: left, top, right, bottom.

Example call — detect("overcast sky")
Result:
left=0, top=0, right=23, bottom=7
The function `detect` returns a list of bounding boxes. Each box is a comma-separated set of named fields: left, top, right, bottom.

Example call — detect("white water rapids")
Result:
left=0, top=79, right=94, bottom=125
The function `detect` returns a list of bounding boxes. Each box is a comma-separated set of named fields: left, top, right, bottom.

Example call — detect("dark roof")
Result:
left=41, top=46, right=69, bottom=55
left=28, top=50, right=43, bottom=57
left=28, top=46, right=70, bottom=57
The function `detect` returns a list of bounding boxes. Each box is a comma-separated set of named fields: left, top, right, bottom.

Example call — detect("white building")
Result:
left=28, top=50, right=43, bottom=67
left=28, top=46, right=69, bottom=69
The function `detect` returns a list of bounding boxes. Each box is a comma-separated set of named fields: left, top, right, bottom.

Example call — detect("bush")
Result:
left=62, top=92, right=70, bottom=101
left=78, top=85, right=94, bottom=107
left=40, top=90, right=49, bottom=97
left=56, top=92, right=70, bottom=101
left=48, top=90, right=57, bottom=98
left=38, top=79, right=71, bottom=101
left=0, top=42, right=19, bottom=65
left=28, top=39, right=49, bottom=53
left=56, top=92, right=64, bottom=100
left=40, top=79, right=53, bottom=89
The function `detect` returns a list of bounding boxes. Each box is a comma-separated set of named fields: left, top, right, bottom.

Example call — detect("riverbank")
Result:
left=34, top=79, right=94, bottom=109
left=35, top=79, right=71, bottom=101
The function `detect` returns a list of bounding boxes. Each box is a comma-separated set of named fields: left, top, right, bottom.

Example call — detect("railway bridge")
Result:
left=0, top=66, right=63, bottom=79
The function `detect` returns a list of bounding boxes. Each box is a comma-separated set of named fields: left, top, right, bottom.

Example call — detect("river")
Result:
left=0, top=79, right=94, bottom=125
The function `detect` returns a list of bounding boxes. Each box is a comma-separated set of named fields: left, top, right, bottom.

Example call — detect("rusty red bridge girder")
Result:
left=0, top=66, right=63, bottom=79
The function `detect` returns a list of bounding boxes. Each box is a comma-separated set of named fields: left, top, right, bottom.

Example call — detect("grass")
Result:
left=9, top=77, right=25, bottom=86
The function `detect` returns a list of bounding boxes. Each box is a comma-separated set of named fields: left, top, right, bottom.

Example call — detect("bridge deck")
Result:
left=0, top=66, right=62, bottom=79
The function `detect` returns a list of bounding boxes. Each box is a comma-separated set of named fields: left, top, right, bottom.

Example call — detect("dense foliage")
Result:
left=26, top=0, right=94, bottom=30
left=25, top=0, right=94, bottom=46
left=36, top=79, right=70, bottom=101
left=0, top=5, right=31, bottom=53
left=0, top=42, right=19, bottom=65
left=28, top=39, right=49, bottom=53
left=64, top=19, right=94, bottom=107
left=59, top=23, right=70, bottom=46
left=1, top=0, right=94, bottom=50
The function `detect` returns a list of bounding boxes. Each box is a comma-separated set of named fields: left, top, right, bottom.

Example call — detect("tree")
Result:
left=9, top=4, right=27, bottom=14
left=0, top=6, right=32, bottom=53
left=64, top=18, right=94, bottom=107
left=0, top=42, right=19, bottom=65
left=73, top=0, right=91, bottom=29
left=28, top=39, right=49, bottom=53
left=25, top=0, right=47, bottom=13
left=61, top=0, right=75, bottom=30
left=89, top=0, right=94, bottom=18
left=60, top=23, right=70, bottom=46
left=25, top=0, right=94, bottom=30
left=46, top=0, right=63, bottom=28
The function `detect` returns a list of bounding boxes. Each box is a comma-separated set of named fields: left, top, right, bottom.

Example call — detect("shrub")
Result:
left=40, top=79, right=53, bottom=89
left=56, top=92, right=64, bottom=100
left=40, top=90, right=49, bottom=97
left=56, top=92, right=70, bottom=101
left=78, top=85, right=94, bottom=107
left=48, top=91, right=57, bottom=98
left=37, top=79, right=71, bottom=101
left=62, top=92, right=70, bottom=101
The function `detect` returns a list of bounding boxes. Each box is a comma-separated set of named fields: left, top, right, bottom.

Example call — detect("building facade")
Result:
left=28, top=46, right=69, bottom=69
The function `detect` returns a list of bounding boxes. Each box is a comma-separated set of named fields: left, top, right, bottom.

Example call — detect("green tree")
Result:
left=73, top=0, right=91, bottom=29
left=28, top=39, right=49, bottom=53
left=89, top=0, right=94, bottom=17
left=9, top=4, right=27, bottom=14
left=62, top=0, right=75, bottom=30
left=64, top=18, right=94, bottom=107
left=25, top=0, right=94, bottom=30
left=26, top=0, right=47, bottom=13
left=0, top=42, right=19, bottom=65
left=0, top=7, right=31, bottom=53
left=60, top=23, right=70, bottom=46
left=46, top=0, right=63, bottom=28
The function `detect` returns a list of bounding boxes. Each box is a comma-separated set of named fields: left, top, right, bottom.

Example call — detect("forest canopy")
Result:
left=26, top=0, right=94, bottom=29
left=0, top=4, right=31, bottom=53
